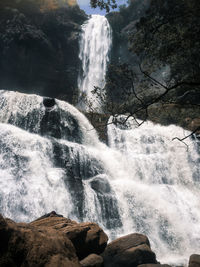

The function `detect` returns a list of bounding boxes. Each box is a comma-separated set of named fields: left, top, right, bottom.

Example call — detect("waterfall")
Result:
left=78, top=15, right=112, bottom=111
left=107, top=116, right=200, bottom=265
left=0, top=90, right=200, bottom=265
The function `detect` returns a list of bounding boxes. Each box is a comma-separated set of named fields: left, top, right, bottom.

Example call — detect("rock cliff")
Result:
left=0, top=0, right=87, bottom=103
left=105, top=0, right=200, bottom=135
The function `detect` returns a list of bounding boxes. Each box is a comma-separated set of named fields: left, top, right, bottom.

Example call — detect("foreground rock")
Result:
left=189, top=254, right=200, bottom=267
left=30, top=212, right=108, bottom=260
left=0, top=213, right=80, bottom=267
left=102, top=233, right=157, bottom=267
left=80, top=254, right=103, bottom=267
left=1, top=212, right=183, bottom=267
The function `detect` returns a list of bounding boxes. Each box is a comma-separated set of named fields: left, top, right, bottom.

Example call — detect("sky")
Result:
left=77, top=0, right=128, bottom=15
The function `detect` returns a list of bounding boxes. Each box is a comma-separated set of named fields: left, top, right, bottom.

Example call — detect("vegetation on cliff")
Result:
left=91, top=0, right=200, bottom=136
left=0, top=0, right=87, bottom=102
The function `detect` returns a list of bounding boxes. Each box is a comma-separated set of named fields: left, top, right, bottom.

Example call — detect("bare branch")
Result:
left=172, top=126, right=200, bottom=142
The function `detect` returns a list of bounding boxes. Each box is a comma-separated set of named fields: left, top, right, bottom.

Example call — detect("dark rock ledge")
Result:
left=0, top=212, right=198, bottom=267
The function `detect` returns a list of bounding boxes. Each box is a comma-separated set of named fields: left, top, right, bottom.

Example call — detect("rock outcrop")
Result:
left=1, top=212, right=195, bottom=267
left=0, top=213, right=80, bottom=267
left=102, top=233, right=157, bottom=267
left=0, top=212, right=159, bottom=267
left=0, top=212, right=108, bottom=266
left=30, top=213, right=108, bottom=260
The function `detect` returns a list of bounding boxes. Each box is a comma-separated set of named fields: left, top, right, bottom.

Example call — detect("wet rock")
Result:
left=102, top=233, right=157, bottom=267
left=0, top=213, right=80, bottom=267
left=89, top=176, right=122, bottom=229
left=30, top=215, right=108, bottom=260
left=80, top=254, right=103, bottom=267
left=43, top=97, right=56, bottom=108
left=51, top=141, right=106, bottom=221
left=40, top=108, right=62, bottom=139
left=189, top=254, right=200, bottom=267
left=90, top=176, right=111, bottom=194
left=40, top=104, right=82, bottom=142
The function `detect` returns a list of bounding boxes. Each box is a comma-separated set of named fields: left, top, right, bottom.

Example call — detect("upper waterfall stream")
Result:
left=78, top=15, right=112, bottom=111
left=0, top=90, right=200, bottom=265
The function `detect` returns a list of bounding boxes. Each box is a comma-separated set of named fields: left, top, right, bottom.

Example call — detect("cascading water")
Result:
left=107, top=116, right=200, bottom=265
left=78, top=15, right=112, bottom=111
left=0, top=90, right=200, bottom=265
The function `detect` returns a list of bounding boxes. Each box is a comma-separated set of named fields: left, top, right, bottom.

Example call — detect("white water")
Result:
left=0, top=123, right=73, bottom=221
left=78, top=15, right=112, bottom=111
left=0, top=91, right=200, bottom=265
left=107, top=116, right=200, bottom=265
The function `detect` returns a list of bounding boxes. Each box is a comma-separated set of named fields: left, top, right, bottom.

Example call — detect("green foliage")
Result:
left=90, top=0, right=117, bottom=12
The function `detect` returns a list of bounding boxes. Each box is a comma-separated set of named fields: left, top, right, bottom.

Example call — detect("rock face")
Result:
left=189, top=254, right=200, bottom=267
left=107, top=0, right=150, bottom=66
left=0, top=213, right=80, bottom=267
left=142, top=103, right=200, bottom=136
left=102, top=233, right=157, bottom=267
left=30, top=213, right=108, bottom=260
left=0, top=0, right=87, bottom=103
left=106, top=0, right=200, bottom=134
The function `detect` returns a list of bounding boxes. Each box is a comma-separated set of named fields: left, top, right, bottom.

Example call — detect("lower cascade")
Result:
left=0, top=90, right=200, bottom=265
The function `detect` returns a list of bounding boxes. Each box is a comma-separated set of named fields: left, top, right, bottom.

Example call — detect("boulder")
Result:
left=102, top=233, right=157, bottom=267
left=43, top=98, right=56, bottom=108
left=65, top=222, right=108, bottom=260
left=80, top=254, right=103, bottom=267
left=90, top=176, right=111, bottom=194
left=0, top=213, right=80, bottom=267
left=189, top=254, right=200, bottom=267
left=30, top=212, right=108, bottom=260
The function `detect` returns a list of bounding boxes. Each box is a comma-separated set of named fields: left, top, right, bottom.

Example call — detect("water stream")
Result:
left=78, top=15, right=112, bottom=111
left=0, top=90, right=200, bottom=265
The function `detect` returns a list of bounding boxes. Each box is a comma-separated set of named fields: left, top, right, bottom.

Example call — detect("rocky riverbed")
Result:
left=0, top=212, right=199, bottom=267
